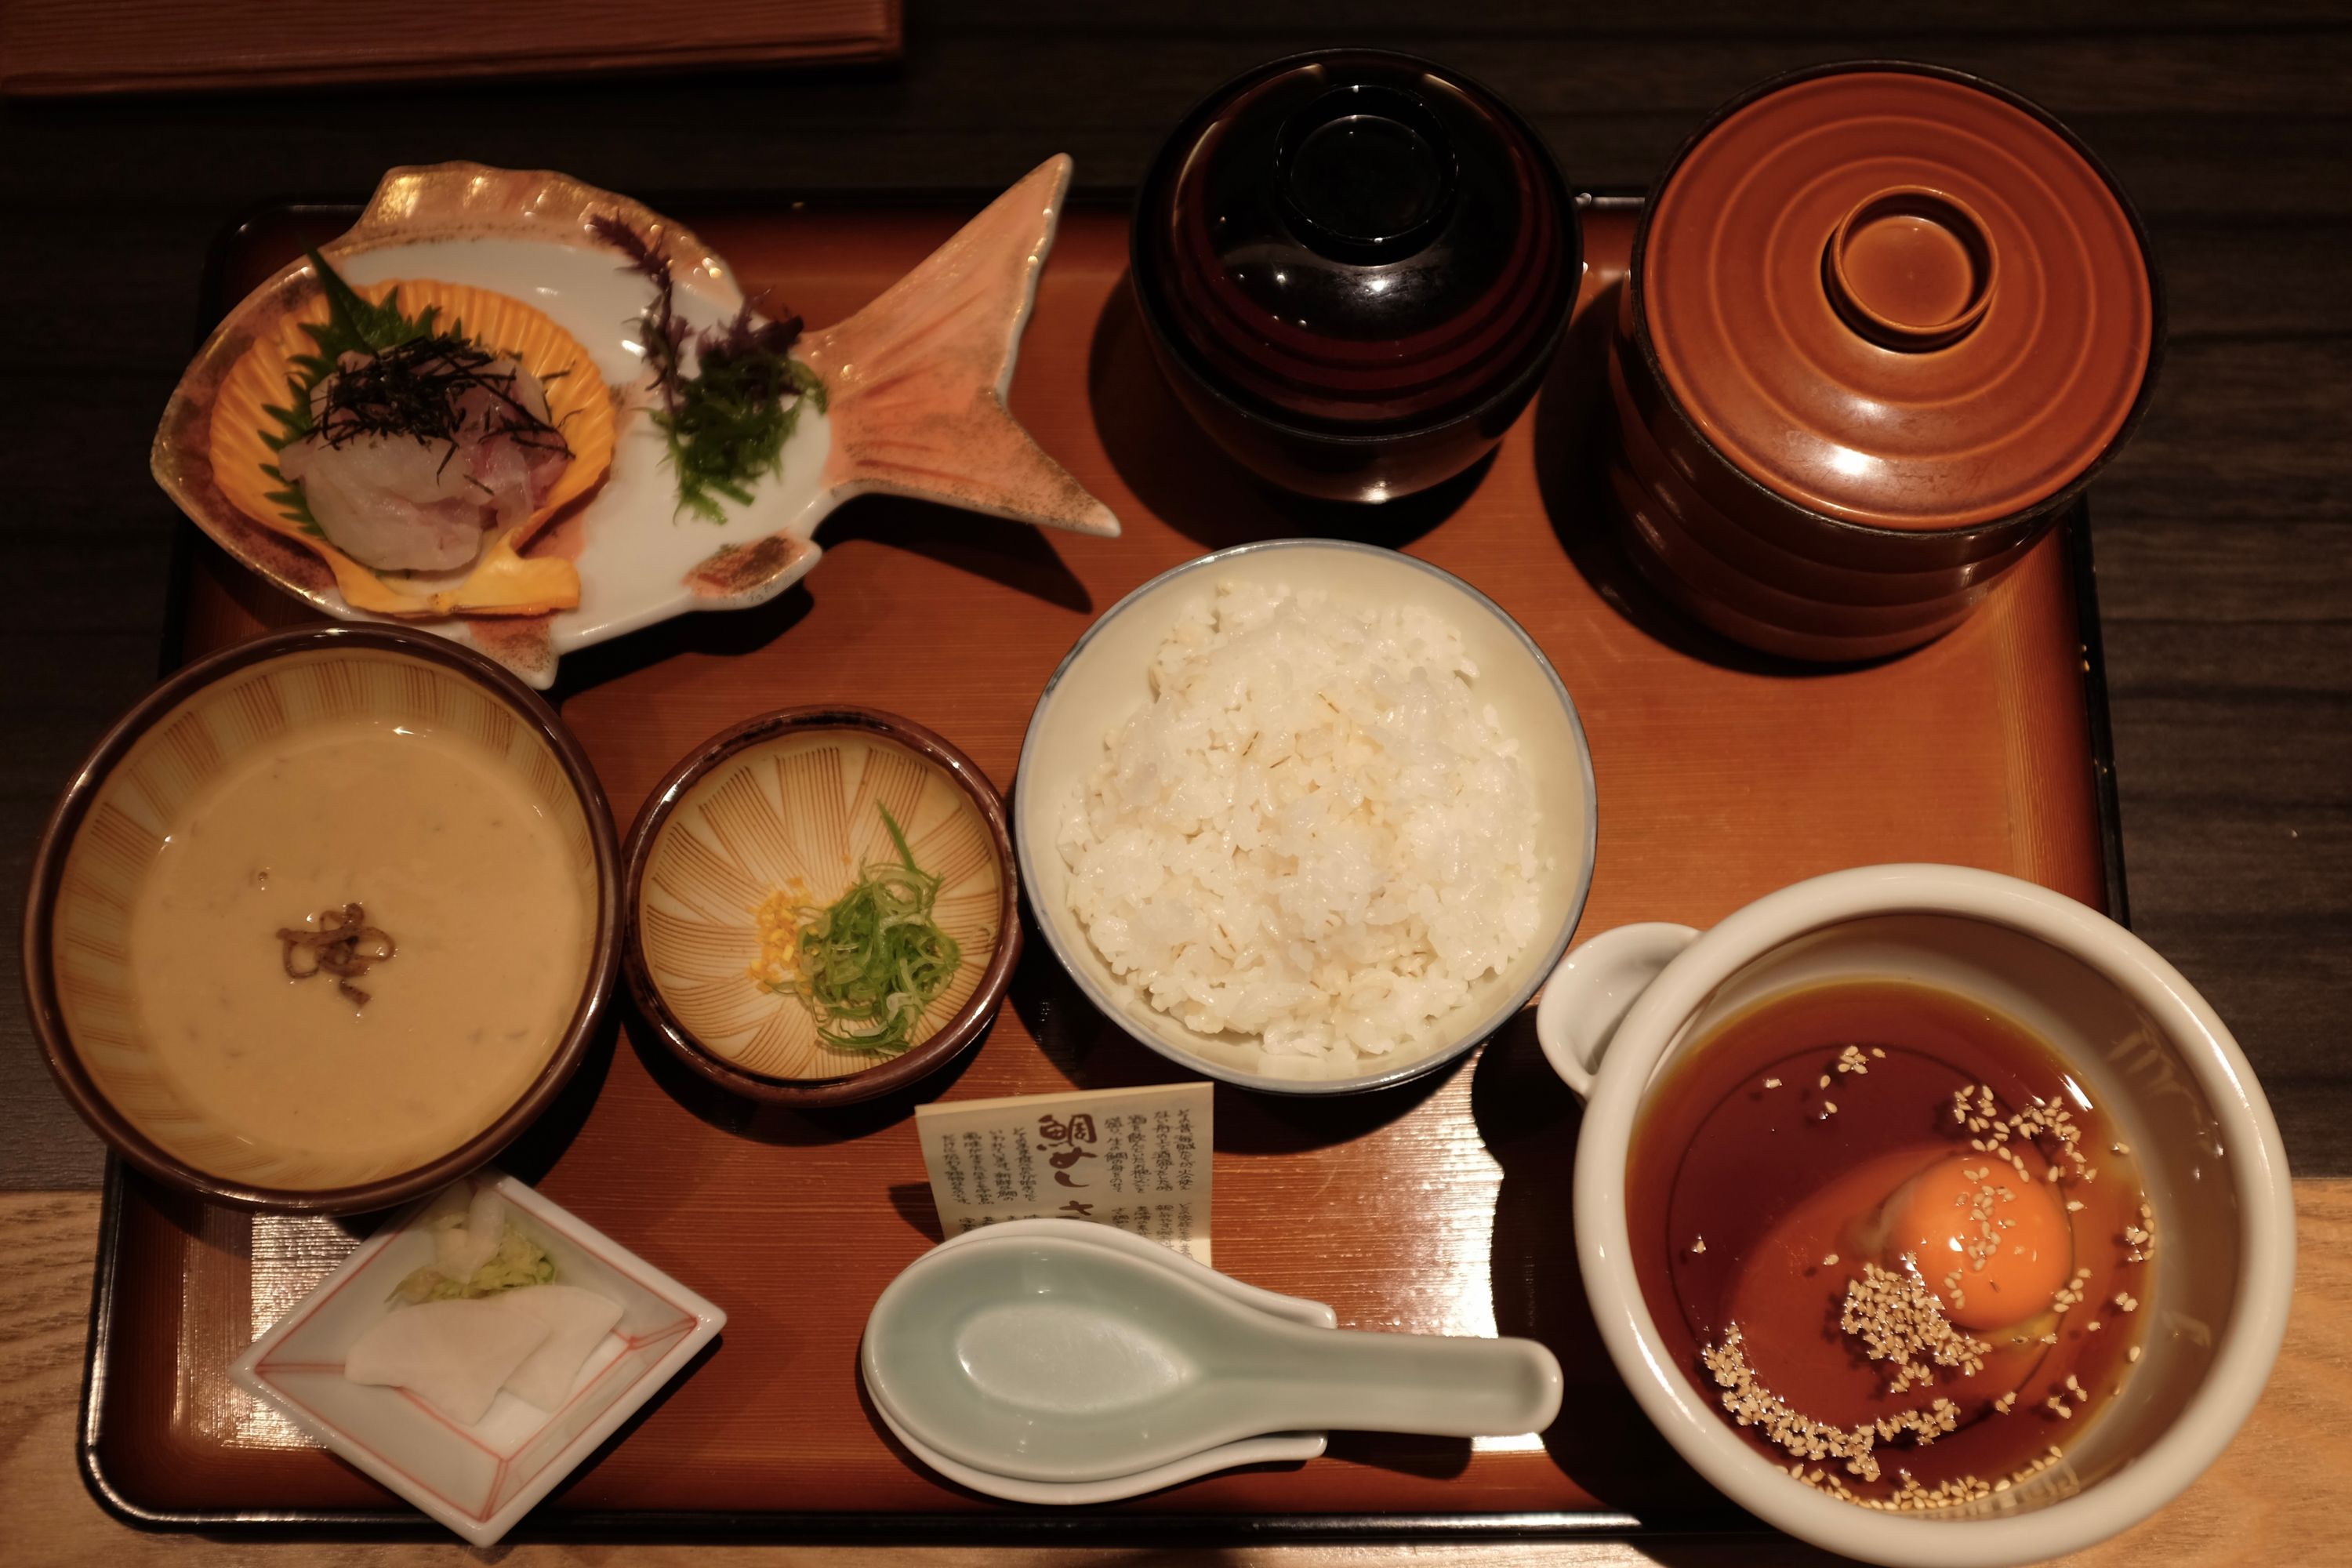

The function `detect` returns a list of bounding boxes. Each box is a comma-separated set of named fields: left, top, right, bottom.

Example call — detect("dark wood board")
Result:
left=75, top=197, right=2119, bottom=1537
left=0, top=0, right=902, bottom=97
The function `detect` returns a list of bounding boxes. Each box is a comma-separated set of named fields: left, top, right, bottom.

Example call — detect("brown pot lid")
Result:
left=1639, top=67, right=2156, bottom=532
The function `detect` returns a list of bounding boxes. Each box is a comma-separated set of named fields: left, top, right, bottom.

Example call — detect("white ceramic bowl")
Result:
left=1535, top=864, right=2296, bottom=1567
left=1015, top=539, right=1596, bottom=1094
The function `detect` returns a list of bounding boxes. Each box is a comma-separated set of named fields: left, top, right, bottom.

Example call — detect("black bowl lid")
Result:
left=1134, top=49, right=1578, bottom=433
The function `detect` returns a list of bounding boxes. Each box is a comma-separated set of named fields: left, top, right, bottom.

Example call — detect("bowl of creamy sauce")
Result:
left=26, top=625, right=619, bottom=1211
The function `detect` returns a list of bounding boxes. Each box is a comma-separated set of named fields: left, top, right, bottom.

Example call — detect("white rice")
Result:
left=1058, top=579, right=1541, bottom=1065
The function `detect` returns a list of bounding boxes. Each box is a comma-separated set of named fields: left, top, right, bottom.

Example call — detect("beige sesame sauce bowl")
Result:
left=1015, top=539, right=1597, bottom=1096
left=1539, top=865, right=2294, bottom=1566
left=622, top=708, right=1019, bottom=1109
left=23, top=624, right=620, bottom=1214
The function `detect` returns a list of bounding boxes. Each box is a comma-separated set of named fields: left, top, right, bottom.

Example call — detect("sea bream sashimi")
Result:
left=274, top=338, right=573, bottom=573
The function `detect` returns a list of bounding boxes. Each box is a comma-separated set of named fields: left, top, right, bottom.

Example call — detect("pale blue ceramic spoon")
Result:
left=862, top=1224, right=1563, bottom=1486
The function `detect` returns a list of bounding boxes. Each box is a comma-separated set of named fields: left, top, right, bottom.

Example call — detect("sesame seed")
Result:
left=1838, top=1264, right=1991, bottom=1394
left=1703, top=1325, right=1918, bottom=1483
left=1697, top=1051, right=2138, bottom=1514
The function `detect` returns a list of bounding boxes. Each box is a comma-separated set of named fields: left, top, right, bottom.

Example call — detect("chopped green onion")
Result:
left=768, top=803, right=961, bottom=1056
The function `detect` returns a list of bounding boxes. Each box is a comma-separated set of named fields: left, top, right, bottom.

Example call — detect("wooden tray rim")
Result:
left=80, top=187, right=2130, bottom=1540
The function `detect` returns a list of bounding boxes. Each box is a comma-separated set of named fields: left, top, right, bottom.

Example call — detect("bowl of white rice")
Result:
left=1015, top=539, right=1596, bottom=1094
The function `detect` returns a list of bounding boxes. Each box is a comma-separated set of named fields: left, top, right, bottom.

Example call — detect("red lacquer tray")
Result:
left=80, top=194, right=2122, bottom=1541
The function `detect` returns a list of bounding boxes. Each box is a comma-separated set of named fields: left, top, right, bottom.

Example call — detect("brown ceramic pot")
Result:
left=1607, top=61, right=2163, bottom=661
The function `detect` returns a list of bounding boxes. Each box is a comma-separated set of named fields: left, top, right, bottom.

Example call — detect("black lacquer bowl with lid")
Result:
left=1132, top=49, right=1580, bottom=505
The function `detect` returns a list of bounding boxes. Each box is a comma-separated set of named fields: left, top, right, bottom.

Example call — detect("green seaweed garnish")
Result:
left=764, top=803, right=961, bottom=1056
left=258, top=249, right=454, bottom=535
left=590, top=216, right=826, bottom=524
left=654, top=325, right=826, bottom=523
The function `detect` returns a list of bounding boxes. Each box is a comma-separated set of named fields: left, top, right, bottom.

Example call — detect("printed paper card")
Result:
left=915, top=1082, right=1213, bottom=1263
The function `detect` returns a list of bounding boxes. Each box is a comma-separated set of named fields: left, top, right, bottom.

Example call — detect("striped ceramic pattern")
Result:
left=49, top=649, right=601, bottom=1190
left=640, top=731, right=1001, bottom=1080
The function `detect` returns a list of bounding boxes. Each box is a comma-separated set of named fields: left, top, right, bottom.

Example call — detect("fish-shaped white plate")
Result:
left=154, top=159, right=1119, bottom=688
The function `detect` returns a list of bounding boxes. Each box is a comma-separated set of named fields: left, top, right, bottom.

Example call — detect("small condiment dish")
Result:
left=1536, top=864, right=2293, bottom=1566
left=23, top=623, right=620, bottom=1214
left=230, top=1169, right=725, bottom=1548
left=862, top=1218, right=1560, bottom=1498
left=624, top=706, right=1021, bottom=1107
left=1015, top=539, right=1595, bottom=1094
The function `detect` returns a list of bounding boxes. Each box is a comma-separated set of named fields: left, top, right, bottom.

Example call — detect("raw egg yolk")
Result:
left=1886, top=1152, right=2071, bottom=1330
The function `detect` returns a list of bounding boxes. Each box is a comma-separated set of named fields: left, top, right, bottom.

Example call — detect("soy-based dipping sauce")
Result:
left=127, top=715, right=583, bottom=1171
left=1629, top=980, right=2154, bottom=1512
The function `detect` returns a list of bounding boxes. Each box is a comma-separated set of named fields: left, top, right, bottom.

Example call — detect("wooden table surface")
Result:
left=1, top=2, right=2345, bottom=1563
